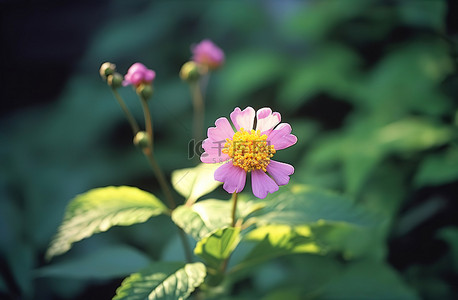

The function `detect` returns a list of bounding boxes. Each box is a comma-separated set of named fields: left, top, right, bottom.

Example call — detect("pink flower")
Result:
left=191, top=39, right=225, bottom=70
left=123, top=63, right=156, bottom=87
left=201, top=107, right=297, bottom=199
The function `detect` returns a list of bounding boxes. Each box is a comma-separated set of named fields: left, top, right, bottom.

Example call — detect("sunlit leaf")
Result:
left=171, top=200, right=231, bottom=241
left=113, top=262, right=206, bottom=300
left=236, top=225, right=320, bottom=272
left=171, top=163, right=222, bottom=204
left=172, top=198, right=264, bottom=241
left=46, top=186, right=168, bottom=260
left=37, top=245, right=151, bottom=279
left=194, top=227, right=241, bottom=270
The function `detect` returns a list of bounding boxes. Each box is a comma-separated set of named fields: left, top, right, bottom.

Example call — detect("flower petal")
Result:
left=230, top=107, right=255, bottom=131
left=267, top=123, right=297, bottom=150
left=207, top=117, right=234, bottom=142
left=251, top=169, right=279, bottom=199
left=214, top=162, right=247, bottom=193
left=256, top=108, right=281, bottom=133
left=266, top=160, right=294, bottom=186
left=201, top=138, right=230, bottom=163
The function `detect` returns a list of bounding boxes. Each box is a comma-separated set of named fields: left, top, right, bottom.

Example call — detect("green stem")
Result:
left=230, top=192, right=238, bottom=227
left=221, top=192, right=239, bottom=273
left=112, top=88, right=140, bottom=134
left=190, top=81, right=205, bottom=143
left=139, top=95, right=193, bottom=263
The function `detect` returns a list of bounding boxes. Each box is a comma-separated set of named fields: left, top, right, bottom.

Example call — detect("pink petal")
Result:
left=230, top=107, right=255, bottom=131
left=144, top=70, right=156, bottom=82
left=201, top=138, right=230, bottom=163
left=266, top=160, right=294, bottom=186
left=207, top=117, right=234, bottom=142
left=266, top=123, right=297, bottom=150
left=128, top=63, right=147, bottom=73
left=251, top=169, right=279, bottom=199
left=256, top=108, right=281, bottom=133
left=214, top=162, right=247, bottom=193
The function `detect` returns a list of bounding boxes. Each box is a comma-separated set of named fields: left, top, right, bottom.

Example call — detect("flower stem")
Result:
left=139, top=95, right=193, bottom=263
left=231, top=192, right=238, bottom=227
left=190, top=80, right=205, bottom=143
left=111, top=88, right=140, bottom=134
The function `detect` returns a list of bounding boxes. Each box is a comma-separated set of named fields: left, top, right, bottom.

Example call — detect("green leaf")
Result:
left=438, top=227, right=458, bottom=271
left=194, top=227, right=241, bottom=270
left=415, top=148, right=458, bottom=187
left=251, top=184, right=381, bottom=228
left=113, top=262, right=206, bottom=300
left=36, top=245, right=151, bottom=279
left=172, top=200, right=232, bottom=241
left=322, top=260, right=419, bottom=299
left=172, top=198, right=265, bottom=241
left=237, top=225, right=321, bottom=272
left=46, top=186, right=168, bottom=260
left=171, top=163, right=222, bottom=204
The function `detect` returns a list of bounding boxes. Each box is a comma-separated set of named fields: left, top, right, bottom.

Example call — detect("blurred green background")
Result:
left=1, top=0, right=457, bottom=299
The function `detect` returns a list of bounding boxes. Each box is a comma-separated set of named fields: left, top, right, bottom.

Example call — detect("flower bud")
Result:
left=180, top=61, right=203, bottom=82
left=136, top=84, right=154, bottom=100
left=100, top=62, right=116, bottom=79
left=107, top=73, right=123, bottom=89
left=191, top=39, right=225, bottom=70
left=133, top=131, right=150, bottom=149
left=123, top=63, right=156, bottom=87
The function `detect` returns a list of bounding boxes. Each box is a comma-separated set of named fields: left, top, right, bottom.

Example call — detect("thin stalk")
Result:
left=221, top=192, right=239, bottom=273
left=190, top=81, right=205, bottom=143
left=111, top=88, right=140, bottom=134
left=230, top=192, right=238, bottom=227
left=139, top=95, right=193, bottom=263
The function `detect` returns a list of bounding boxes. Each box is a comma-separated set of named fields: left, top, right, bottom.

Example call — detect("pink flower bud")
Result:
left=123, top=63, right=156, bottom=87
left=191, top=39, right=225, bottom=70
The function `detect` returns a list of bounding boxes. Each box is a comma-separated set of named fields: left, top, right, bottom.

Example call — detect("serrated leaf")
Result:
left=194, top=227, right=241, bottom=270
left=250, top=184, right=381, bottom=228
left=171, top=163, right=221, bottom=204
left=36, top=245, right=151, bottom=279
left=113, top=262, right=206, bottom=300
left=46, top=186, right=168, bottom=260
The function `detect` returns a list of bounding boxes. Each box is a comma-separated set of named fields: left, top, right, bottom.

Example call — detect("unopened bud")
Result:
left=136, top=84, right=154, bottom=100
left=100, top=62, right=116, bottom=79
left=133, top=131, right=150, bottom=149
left=179, top=61, right=203, bottom=82
left=107, top=73, right=123, bottom=89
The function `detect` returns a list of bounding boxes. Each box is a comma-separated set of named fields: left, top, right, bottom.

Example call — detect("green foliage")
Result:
left=171, top=163, right=222, bottom=205
left=251, top=184, right=381, bottom=227
left=171, top=198, right=263, bottom=241
left=113, top=262, right=206, bottom=300
left=46, top=186, right=168, bottom=260
left=194, top=227, right=241, bottom=270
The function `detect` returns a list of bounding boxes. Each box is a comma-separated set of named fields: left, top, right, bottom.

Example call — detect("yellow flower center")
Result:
left=222, top=128, right=276, bottom=172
